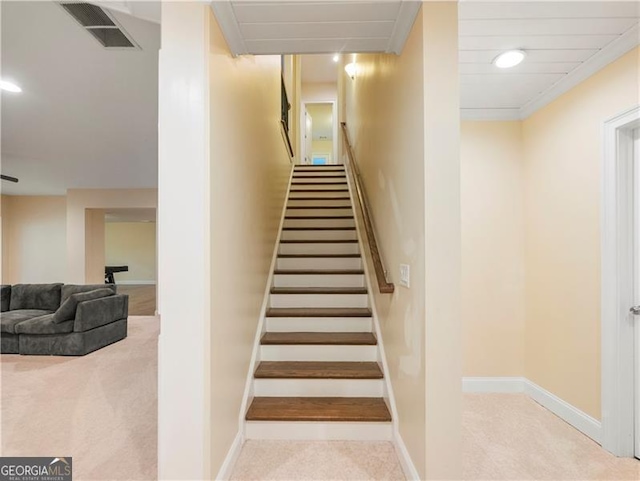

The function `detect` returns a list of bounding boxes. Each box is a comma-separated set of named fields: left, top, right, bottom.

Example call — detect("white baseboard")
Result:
left=115, top=280, right=156, bottom=285
left=215, top=431, right=244, bottom=480
left=393, top=429, right=420, bottom=481
left=245, top=421, right=392, bottom=440
left=462, top=377, right=602, bottom=444
left=523, top=379, right=602, bottom=444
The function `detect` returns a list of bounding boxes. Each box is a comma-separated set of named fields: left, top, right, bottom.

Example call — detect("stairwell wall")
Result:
left=342, top=3, right=461, bottom=478
left=207, top=9, right=292, bottom=476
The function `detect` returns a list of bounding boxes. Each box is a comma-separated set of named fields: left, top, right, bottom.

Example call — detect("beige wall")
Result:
left=84, top=209, right=105, bottom=284
left=311, top=139, right=333, bottom=157
left=461, top=121, right=526, bottom=377
left=343, top=4, right=460, bottom=478
left=301, top=82, right=337, bottom=102
left=66, top=189, right=157, bottom=283
left=208, top=10, right=291, bottom=476
left=1, top=195, right=67, bottom=284
left=105, top=222, right=157, bottom=283
left=523, top=47, right=639, bottom=420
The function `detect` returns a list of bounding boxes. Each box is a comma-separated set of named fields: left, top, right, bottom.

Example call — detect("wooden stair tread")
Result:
left=246, top=397, right=391, bottom=422
left=290, top=189, right=349, bottom=192
left=261, top=332, right=376, bottom=345
left=280, top=239, right=358, bottom=244
left=255, top=361, right=383, bottom=379
left=287, top=206, right=352, bottom=209
left=292, top=182, right=348, bottom=185
left=287, top=197, right=351, bottom=200
left=266, top=307, right=371, bottom=317
left=278, top=254, right=360, bottom=258
left=274, top=269, right=364, bottom=275
left=270, top=287, right=367, bottom=294
left=283, top=227, right=355, bottom=231
left=284, top=215, right=354, bottom=219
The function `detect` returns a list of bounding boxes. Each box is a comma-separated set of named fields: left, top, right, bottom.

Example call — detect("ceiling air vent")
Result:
left=60, top=2, right=138, bottom=49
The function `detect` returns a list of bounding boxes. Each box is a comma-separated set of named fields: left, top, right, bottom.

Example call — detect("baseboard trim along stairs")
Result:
left=243, top=164, right=394, bottom=440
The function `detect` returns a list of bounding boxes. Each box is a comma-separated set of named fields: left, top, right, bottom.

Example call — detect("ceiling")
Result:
left=459, top=1, right=640, bottom=119
left=301, top=54, right=339, bottom=83
left=306, top=103, right=334, bottom=140
left=1, top=1, right=160, bottom=195
left=211, top=0, right=422, bottom=55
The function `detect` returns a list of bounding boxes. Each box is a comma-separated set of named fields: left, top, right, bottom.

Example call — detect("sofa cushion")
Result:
left=0, top=309, right=52, bottom=334
left=9, top=284, right=62, bottom=312
left=1, top=285, right=10, bottom=312
left=14, top=314, right=74, bottom=335
left=52, top=288, right=115, bottom=324
left=61, top=284, right=116, bottom=304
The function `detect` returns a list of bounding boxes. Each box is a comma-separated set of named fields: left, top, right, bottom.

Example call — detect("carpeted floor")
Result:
left=230, top=440, right=406, bottom=480
left=1, top=316, right=158, bottom=481
left=463, top=393, right=640, bottom=480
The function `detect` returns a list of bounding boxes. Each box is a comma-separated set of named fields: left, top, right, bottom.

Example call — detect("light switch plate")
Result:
left=399, top=264, right=410, bottom=288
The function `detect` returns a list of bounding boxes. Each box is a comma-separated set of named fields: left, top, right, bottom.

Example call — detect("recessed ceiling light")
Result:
left=493, top=50, right=526, bottom=69
left=0, top=80, right=22, bottom=93
left=332, top=54, right=340, bottom=62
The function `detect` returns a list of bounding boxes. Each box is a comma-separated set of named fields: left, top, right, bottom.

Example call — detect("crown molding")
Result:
left=387, top=1, right=422, bottom=55
left=519, top=22, right=640, bottom=119
left=210, top=1, right=247, bottom=57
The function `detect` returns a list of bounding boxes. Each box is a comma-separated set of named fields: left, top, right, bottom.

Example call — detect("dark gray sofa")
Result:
left=0, top=283, right=128, bottom=356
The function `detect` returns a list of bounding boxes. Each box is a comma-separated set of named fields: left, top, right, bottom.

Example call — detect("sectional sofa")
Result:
left=0, top=283, right=129, bottom=356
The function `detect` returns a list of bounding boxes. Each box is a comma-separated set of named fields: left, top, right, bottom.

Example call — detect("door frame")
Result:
left=300, top=100, right=338, bottom=165
left=601, top=105, right=640, bottom=457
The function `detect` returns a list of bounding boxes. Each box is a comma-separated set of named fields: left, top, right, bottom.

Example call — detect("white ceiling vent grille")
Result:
left=60, top=2, right=139, bottom=49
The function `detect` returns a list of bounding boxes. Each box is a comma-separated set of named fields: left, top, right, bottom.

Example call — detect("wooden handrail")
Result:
left=340, top=122, right=395, bottom=294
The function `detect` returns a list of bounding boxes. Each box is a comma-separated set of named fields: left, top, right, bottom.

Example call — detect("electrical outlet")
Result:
left=399, top=264, right=410, bottom=288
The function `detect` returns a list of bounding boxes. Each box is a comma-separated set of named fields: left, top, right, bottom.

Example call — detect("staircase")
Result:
left=245, top=164, right=392, bottom=440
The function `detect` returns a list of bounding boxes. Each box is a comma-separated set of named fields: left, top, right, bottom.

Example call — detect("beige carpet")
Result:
left=463, top=393, right=640, bottom=480
left=1, top=316, right=158, bottom=481
left=230, top=440, right=406, bottom=480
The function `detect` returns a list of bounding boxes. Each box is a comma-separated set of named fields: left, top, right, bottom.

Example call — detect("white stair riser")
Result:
left=291, top=177, right=347, bottom=184
left=289, top=191, right=349, bottom=199
left=290, top=184, right=348, bottom=192
left=279, top=242, right=360, bottom=256
left=260, top=345, right=377, bottom=362
left=266, top=317, right=373, bottom=333
left=253, top=379, right=383, bottom=397
left=273, top=273, right=365, bottom=288
left=245, top=421, right=392, bottom=441
left=287, top=199, right=352, bottom=207
left=283, top=218, right=355, bottom=229
left=281, top=229, right=357, bottom=241
left=276, top=257, right=362, bottom=270
left=286, top=208, right=353, bottom=217
left=270, top=293, right=369, bottom=308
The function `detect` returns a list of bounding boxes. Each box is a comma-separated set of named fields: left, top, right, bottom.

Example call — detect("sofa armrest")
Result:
left=73, top=294, right=129, bottom=333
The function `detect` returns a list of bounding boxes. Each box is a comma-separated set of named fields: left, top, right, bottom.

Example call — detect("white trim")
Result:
left=462, top=376, right=525, bottom=393
left=214, top=431, right=244, bottom=481
left=237, top=164, right=295, bottom=436
left=300, top=100, right=339, bottom=166
left=209, top=2, right=246, bottom=56
left=387, top=1, right=422, bottom=55
left=462, top=377, right=602, bottom=444
left=115, top=280, right=156, bottom=285
left=461, top=108, right=521, bottom=121
left=520, top=24, right=640, bottom=120
left=524, top=379, right=602, bottom=444
left=393, top=429, right=421, bottom=481
left=245, top=421, right=392, bottom=440
left=601, top=105, right=640, bottom=457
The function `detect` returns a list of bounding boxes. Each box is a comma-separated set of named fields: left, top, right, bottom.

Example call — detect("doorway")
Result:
left=601, top=106, right=640, bottom=459
left=302, top=102, right=337, bottom=165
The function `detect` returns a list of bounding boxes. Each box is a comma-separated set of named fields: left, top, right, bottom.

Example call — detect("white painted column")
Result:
left=157, top=3, right=210, bottom=479
left=422, top=3, right=462, bottom=479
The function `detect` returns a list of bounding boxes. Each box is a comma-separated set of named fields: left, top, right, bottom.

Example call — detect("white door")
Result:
left=634, top=127, right=640, bottom=459
left=304, top=110, right=313, bottom=165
